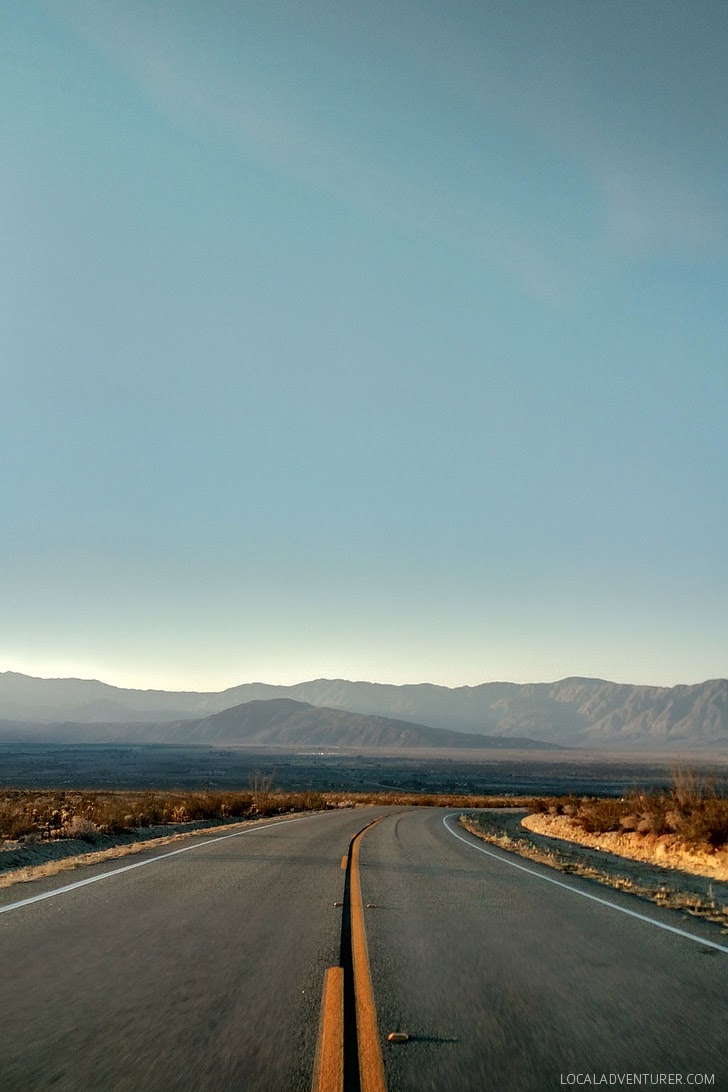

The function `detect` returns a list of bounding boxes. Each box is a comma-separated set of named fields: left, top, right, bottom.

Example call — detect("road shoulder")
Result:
left=460, top=809, right=728, bottom=931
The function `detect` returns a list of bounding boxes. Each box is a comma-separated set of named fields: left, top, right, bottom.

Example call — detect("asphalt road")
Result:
left=361, top=810, right=728, bottom=1091
left=0, top=809, right=390, bottom=1092
left=1, top=807, right=727, bottom=1091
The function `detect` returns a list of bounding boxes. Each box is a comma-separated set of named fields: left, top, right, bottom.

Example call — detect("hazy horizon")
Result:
left=2, top=664, right=726, bottom=694
left=3, top=2, right=726, bottom=693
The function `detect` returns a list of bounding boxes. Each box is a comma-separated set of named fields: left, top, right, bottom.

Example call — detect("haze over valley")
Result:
left=2, top=671, right=727, bottom=752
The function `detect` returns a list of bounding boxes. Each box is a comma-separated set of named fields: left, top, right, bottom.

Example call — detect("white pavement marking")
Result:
left=443, top=814, right=728, bottom=955
left=0, top=814, right=314, bottom=916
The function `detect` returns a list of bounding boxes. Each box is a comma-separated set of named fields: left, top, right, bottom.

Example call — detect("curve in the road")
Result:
left=442, top=813, right=728, bottom=955
left=3, top=807, right=727, bottom=1092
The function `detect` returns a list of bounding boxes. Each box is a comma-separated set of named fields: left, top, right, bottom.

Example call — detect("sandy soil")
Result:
left=522, top=813, right=728, bottom=882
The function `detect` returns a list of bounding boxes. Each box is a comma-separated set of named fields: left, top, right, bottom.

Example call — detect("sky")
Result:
left=2, top=0, right=727, bottom=692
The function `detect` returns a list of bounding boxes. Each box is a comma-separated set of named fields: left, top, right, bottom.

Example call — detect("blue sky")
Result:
left=2, top=1, right=727, bottom=690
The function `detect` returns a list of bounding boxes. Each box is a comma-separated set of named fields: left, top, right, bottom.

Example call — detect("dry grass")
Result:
left=528, top=770, right=728, bottom=851
left=0, top=787, right=527, bottom=890
left=324, top=791, right=527, bottom=810
left=0, top=787, right=525, bottom=845
left=0, top=788, right=330, bottom=842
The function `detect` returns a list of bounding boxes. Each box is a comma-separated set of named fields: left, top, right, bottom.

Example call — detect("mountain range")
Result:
left=0, top=697, right=559, bottom=750
left=1, top=672, right=727, bottom=750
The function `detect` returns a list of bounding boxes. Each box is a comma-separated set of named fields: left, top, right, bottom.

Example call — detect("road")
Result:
left=1, top=807, right=727, bottom=1091
left=361, top=810, right=728, bottom=1091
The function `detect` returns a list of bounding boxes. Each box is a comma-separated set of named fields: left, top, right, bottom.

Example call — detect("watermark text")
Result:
left=560, top=1076, right=715, bottom=1087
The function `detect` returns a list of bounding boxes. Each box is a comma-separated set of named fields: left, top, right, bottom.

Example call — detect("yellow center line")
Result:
left=313, top=817, right=389, bottom=1092
left=350, top=819, right=387, bottom=1092
left=312, top=966, right=345, bottom=1092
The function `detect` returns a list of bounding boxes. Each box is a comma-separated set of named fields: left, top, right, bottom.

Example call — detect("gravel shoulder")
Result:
left=0, top=817, right=285, bottom=888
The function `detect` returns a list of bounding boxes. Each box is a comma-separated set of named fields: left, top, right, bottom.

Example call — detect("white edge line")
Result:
left=443, top=814, right=728, bottom=956
left=0, top=813, right=313, bottom=916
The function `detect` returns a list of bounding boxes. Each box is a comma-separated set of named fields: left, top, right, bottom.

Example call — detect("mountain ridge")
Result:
left=1, top=671, right=727, bottom=750
left=0, top=697, right=562, bottom=750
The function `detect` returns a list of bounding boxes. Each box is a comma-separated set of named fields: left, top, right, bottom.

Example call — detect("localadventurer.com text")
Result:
left=560, top=1077, right=714, bottom=1087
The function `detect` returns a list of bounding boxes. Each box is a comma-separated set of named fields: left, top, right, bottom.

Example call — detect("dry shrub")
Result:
left=528, top=774, right=728, bottom=851
left=577, top=798, right=625, bottom=835
left=0, top=798, right=36, bottom=840
left=0, top=787, right=529, bottom=843
left=0, top=787, right=343, bottom=842
left=528, top=797, right=550, bottom=814
left=673, top=796, right=728, bottom=848
left=65, top=816, right=99, bottom=841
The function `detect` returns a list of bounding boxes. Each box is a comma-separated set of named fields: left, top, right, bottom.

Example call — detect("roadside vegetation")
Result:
left=0, top=789, right=325, bottom=842
left=0, top=788, right=527, bottom=844
left=3, top=773, right=725, bottom=852
left=528, top=770, right=728, bottom=850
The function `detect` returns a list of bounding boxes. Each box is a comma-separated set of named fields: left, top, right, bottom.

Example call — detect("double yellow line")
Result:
left=313, top=819, right=387, bottom=1092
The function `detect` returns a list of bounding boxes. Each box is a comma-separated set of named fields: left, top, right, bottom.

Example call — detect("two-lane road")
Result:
left=1, top=807, right=726, bottom=1091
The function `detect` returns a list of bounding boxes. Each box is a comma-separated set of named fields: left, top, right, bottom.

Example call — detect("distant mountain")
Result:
left=0, top=672, right=201, bottom=724
left=0, top=698, right=560, bottom=750
left=1, top=671, right=727, bottom=750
